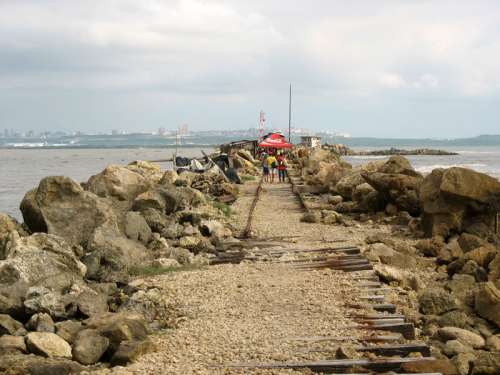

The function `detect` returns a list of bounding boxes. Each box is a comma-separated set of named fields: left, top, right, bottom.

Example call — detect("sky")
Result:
left=1, top=0, right=500, bottom=138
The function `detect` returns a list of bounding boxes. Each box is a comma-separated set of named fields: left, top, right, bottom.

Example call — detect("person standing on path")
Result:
left=277, top=152, right=288, bottom=183
left=261, top=153, right=270, bottom=182
left=267, top=153, right=277, bottom=183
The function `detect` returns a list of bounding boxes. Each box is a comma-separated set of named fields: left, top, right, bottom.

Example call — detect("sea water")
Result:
left=1, top=146, right=499, bottom=220
left=0, top=147, right=212, bottom=220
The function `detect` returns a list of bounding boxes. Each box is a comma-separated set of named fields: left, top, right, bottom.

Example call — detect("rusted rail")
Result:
left=241, top=176, right=264, bottom=238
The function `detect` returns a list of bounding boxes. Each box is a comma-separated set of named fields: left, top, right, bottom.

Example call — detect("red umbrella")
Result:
left=259, top=133, right=293, bottom=149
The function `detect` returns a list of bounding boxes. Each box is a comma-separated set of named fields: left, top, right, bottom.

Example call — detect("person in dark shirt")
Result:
left=276, top=152, right=288, bottom=183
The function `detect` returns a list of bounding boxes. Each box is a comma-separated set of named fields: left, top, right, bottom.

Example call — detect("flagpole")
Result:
left=288, top=83, right=292, bottom=143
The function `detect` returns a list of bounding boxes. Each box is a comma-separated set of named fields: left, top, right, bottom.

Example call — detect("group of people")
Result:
left=261, top=150, right=288, bottom=183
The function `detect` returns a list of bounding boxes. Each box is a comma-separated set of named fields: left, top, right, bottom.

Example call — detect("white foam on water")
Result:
left=415, top=163, right=488, bottom=173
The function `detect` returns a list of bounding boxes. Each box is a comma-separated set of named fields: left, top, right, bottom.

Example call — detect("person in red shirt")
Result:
left=276, top=152, right=288, bottom=183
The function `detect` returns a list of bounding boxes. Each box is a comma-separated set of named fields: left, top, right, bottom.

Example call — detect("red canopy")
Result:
left=259, top=133, right=293, bottom=149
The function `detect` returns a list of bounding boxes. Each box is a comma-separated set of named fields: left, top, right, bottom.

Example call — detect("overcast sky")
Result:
left=1, top=0, right=500, bottom=137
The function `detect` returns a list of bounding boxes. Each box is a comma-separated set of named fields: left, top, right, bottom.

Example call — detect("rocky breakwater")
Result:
left=0, top=161, right=238, bottom=373
left=295, top=149, right=500, bottom=374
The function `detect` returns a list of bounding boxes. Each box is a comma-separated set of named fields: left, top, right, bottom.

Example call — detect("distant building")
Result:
left=301, top=135, right=321, bottom=148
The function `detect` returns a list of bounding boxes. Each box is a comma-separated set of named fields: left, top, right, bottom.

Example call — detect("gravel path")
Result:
left=93, top=179, right=379, bottom=374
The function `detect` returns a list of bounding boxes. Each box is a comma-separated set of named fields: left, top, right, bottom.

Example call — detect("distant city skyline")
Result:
left=1, top=1, right=500, bottom=138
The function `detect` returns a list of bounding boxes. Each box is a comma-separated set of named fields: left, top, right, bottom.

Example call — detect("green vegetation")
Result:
left=211, top=200, right=234, bottom=217
left=129, top=264, right=204, bottom=277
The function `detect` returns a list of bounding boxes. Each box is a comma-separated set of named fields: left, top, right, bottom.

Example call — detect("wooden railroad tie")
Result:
left=223, top=356, right=438, bottom=373
left=298, top=343, right=431, bottom=358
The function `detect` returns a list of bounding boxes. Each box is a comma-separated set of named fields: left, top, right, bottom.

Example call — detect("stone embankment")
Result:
left=321, top=143, right=458, bottom=156
left=289, top=147, right=500, bottom=374
left=0, top=160, right=240, bottom=373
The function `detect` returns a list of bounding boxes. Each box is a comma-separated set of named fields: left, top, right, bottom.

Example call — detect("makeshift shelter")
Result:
left=259, top=132, right=293, bottom=149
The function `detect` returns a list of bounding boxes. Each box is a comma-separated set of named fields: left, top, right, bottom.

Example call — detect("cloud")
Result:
left=1, top=0, right=500, bottom=136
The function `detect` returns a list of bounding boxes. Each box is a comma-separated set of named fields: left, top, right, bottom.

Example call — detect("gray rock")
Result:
left=452, top=352, right=476, bottom=375
left=438, top=310, right=474, bottom=329
left=0, top=213, right=27, bottom=260
left=75, top=289, right=108, bottom=318
left=486, top=335, right=500, bottom=352
left=24, top=286, right=75, bottom=319
left=26, top=313, right=55, bottom=333
left=0, top=233, right=86, bottom=292
left=438, top=326, right=486, bottom=349
left=420, top=167, right=500, bottom=238
left=20, top=176, right=119, bottom=248
left=165, top=247, right=193, bottom=265
left=458, top=233, right=489, bottom=253
left=26, top=332, right=72, bottom=358
left=443, top=339, right=473, bottom=357
left=85, top=226, right=148, bottom=283
left=471, top=351, right=500, bottom=375
left=110, top=339, right=153, bottom=366
left=125, top=211, right=152, bottom=244
left=328, top=195, right=343, bottom=205
left=301, top=212, right=320, bottom=223
left=140, top=208, right=168, bottom=233
left=415, top=237, right=445, bottom=257
left=55, top=320, right=82, bottom=344
left=0, top=335, right=27, bottom=353
left=161, top=223, right=184, bottom=239
left=334, top=172, right=365, bottom=199
left=445, top=274, right=477, bottom=308
left=474, top=282, right=500, bottom=328
left=419, top=289, right=458, bottom=315
left=0, top=314, right=24, bottom=335
left=0, top=352, right=85, bottom=374
left=84, top=312, right=148, bottom=352
left=374, top=264, right=409, bottom=283
left=132, top=190, right=166, bottom=212
left=0, top=282, right=28, bottom=318
left=85, top=165, right=150, bottom=201
left=72, top=329, right=109, bottom=365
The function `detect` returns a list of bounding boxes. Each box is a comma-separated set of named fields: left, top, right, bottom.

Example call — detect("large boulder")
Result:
left=26, top=332, right=72, bottom=358
left=0, top=314, right=24, bottom=335
left=420, top=168, right=500, bottom=238
left=301, top=149, right=351, bottom=191
left=133, top=186, right=205, bottom=214
left=84, top=227, right=148, bottom=283
left=471, top=351, right=500, bottom=375
left=126, top=161, right=163, bottom=183
left=419, top=289, right=458, bottom=315
left=378, top=155, right=422, bottom=176
left=437, top=327, right=486, bottom=349
left=85, top=165, right=150, bottom=201
left=20, top=176, right=118, bottom=248
left=84, top=312, right=148, bottom=353
left=361, top=171, right=422, bottom=215
left=124, top=211, right=152, bottom=245
left=0, top=233, right=86, bottom=292
left=0, top=352, right=84, bottom=374
left=72, top=329, right=109, bottom=365
left=474, top=282, right=500, bottom=328
left=334, top=172, right=366, bottom=199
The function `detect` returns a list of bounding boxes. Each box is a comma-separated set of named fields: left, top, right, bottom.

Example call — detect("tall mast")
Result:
left=288, top=83, right=292, bottom=143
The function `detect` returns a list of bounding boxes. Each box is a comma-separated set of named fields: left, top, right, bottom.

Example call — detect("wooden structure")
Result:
left=220, top=140, right=259, bottom=159
left=301, top=136, right=321, bottom=148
